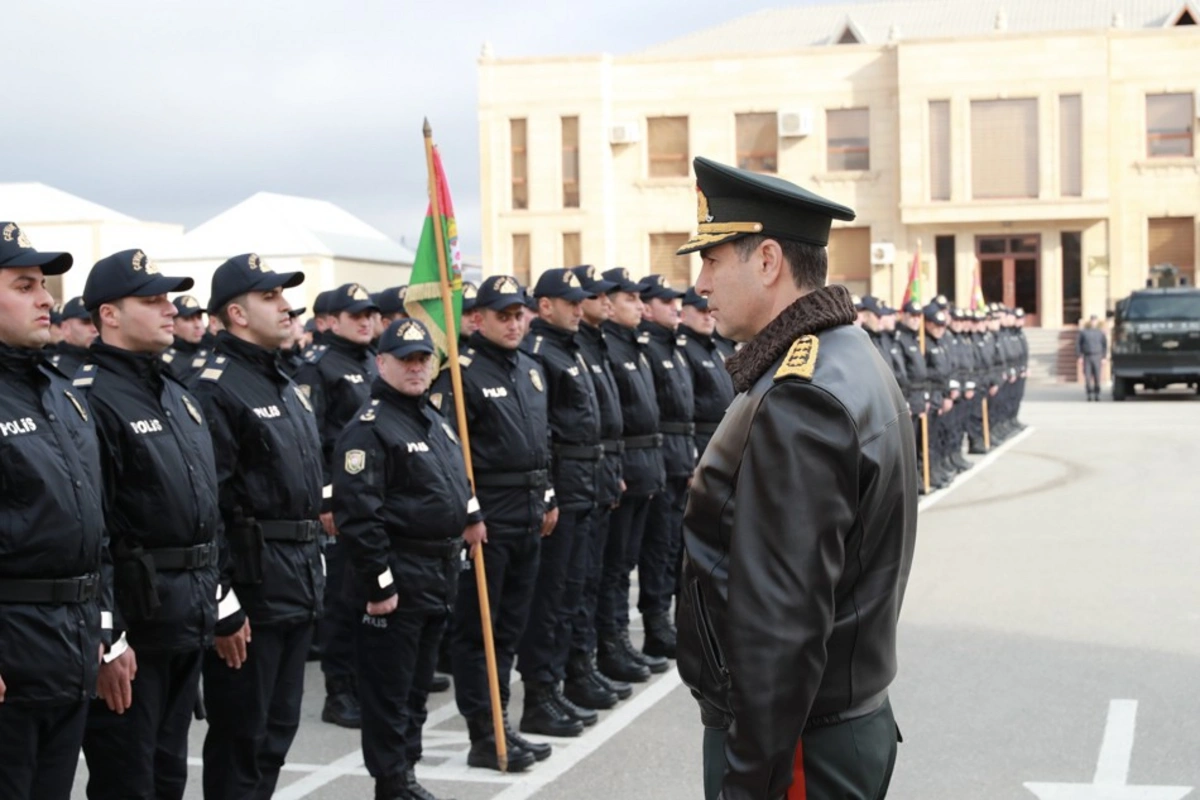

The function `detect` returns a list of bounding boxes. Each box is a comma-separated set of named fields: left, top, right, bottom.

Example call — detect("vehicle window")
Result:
left=1124, top=294, right=1200, bottom=321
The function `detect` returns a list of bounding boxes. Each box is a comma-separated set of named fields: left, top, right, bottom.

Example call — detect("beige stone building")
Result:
left=477, top=0, right=1200, bottom=328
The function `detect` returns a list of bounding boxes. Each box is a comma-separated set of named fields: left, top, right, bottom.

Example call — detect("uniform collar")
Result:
left=89, top=341, right=167, bottom=390
left=371, top=375, right=426, bottom=416
left=529, top=317, right=578, bottom=348
left=171, top=337, right=201, bottom=356
left=325, top=333, right=371, bottom=359
left=639, top=320, right=677, bottom=344
left=0, top=342, right=45, bottom=375
left=215, top=330, right=286, bottom=376
left=601, top=320, right=639, bottom=344
left=469, top=331, right=520, bottom=366
left=678, top=324, right=714, bottom=349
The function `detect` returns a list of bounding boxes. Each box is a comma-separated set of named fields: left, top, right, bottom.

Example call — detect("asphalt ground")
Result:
left=72, top=383, right=1200, bottom=799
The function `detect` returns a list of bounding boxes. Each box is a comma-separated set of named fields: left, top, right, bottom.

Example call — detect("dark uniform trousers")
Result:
left=571, top=505, right=612, bottom=656
left=0, top=701, right=89, bottom=800
left=596, top=493, right=653, bottom=634
left=702, top=699, right=899, bottom=800
left=1083, top=355, right=1103, bottom=393
left=83, top=649, right=203, bottom=800
left=452, top=533, right=541, bottom=716
left=318, top=535, right=357, bottom=683
left=518, top=505, right=594, bottom=683
left=639, top=476, right=688, bottom=618
left=358, top=602, right=449, bottom=779
left=202, top=621, right=314, bottom=800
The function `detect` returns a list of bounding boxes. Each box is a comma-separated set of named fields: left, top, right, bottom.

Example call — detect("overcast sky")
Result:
left=4, top=0, right=813, bottom=258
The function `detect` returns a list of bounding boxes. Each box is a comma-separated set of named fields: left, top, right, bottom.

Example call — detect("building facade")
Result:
left=477, top=0, right=1200, bottom=326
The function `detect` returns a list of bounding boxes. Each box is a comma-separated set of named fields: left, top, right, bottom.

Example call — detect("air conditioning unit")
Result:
left=609, top=121, right=641, bottom=145
left=870, top=242, right=896, bottom=265
left=778, top=108, right=814, bottom=138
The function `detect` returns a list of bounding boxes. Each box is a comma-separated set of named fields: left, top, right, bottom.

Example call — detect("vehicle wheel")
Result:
left=1112, top=378, right=1129, bottom=402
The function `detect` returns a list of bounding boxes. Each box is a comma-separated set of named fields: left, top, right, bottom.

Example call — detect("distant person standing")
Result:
left=1077, top=315, right=1108, bottom=401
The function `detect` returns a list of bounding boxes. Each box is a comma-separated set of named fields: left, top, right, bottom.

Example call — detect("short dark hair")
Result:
left=216, top=293, right=248, bottom=329
left=90, top=298, right=125, bottom=332
left=733, top=235, right=827, bottom=291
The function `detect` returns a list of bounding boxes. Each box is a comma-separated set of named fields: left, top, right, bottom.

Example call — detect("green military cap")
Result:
left=676, top=156, right=855, bottom=255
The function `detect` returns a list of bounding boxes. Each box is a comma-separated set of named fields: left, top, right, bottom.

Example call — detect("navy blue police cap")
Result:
left=61, top=296, right=89, bottom=321
left=312, top=290, right=336, bottom=316
left=601, top=268, right=647, bottom=294
left=172, top=294, right=205, bottom=318
left=84, top=249, right=193, bottom=312
left=475, top=275, right=528, bottom=311
left=640, top=274, right=684, bottom=302
left=676, top=157, right=855, bottom=255
left=570, top=265, right=618, bottom=295
left=376, top=285, right=409, bottom=316
left=327, top=282, right=380, bottom=315
left=923, top=303, right=948, bottom=326
left=209, top=253, right=303, bottom=313
left=859, top=295, right=884, bottom=316
left=461, top=281, right=478, bottom=312
left=50, top=303, right=63, bottom=326
left=681, top=287, right=708, bottom=310
left=902, top=300, right=922, bottom=315
left=534, top=268, right=594, bottom=301
left=378, top=318, right=435, bottom=359
left=0, top=222, right=72, bottom=275
left=288, top=307, right=307, bottom=319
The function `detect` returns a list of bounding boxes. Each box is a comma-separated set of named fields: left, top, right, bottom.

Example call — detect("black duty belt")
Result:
left=660, top=421, right=695, bottom=436
left=148, top=542, right=218, bottom=571
left=623, top=433, right=663, bottom=450
left=600, top=439, right=625, bottom=455
left=554, top=443, right=604, bottom=461
left=694, top=422, right=720, bottom=435
left=0, top=573, right=100, bottom=604
left=804, top=690, right=889, bottom=733
left=392, top=537, right=464, bottom=559
left=259, top=520, right=321, bottom=543
left=474, top=469, right=548, bottom=489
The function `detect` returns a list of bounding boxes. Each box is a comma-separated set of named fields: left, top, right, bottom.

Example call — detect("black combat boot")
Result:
left=564, top=651, right=618, bottom=709
left=951, top=450, right=973, bottom=471
left=598, top=633, right=650, bottom=683
left=466, top=714, right=535, bottom=772
left=550, top=682, right=598, bottom=727
left=504, top=718, right=552, bottom=762
left=321, top=676, right=362, bottom=729
left=642, top=612, right=677, bottom=659
left=428, top=672, right=451, bottom=693
left=403, top=766, right=456, bottom=800
left=374, top=772, right=409, bottom=800
left=620, top=630, right=669, bottom=674
left=519, top=681, right=584, bottom=738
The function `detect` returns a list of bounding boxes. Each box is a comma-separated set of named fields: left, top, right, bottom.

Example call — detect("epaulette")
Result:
left=458, top=348, right=475, bottom=369
left=532, top=335, right=544, bottom=354
left=162, top=348, right=176, bottom=364
left=304, top=345, right=329, bottom=364
left=192, top=356, right=207, bottom=369
left=774, top=335, right=819, bottom=382
left=199, top=360, right=226, bottom=382
left=73, top=363, right=98, bottom=388
left=676, top=335, right=688, bottom=348
left=358, top=398, right=381, bottom=422
left=636, top=332, right=650, bottom=345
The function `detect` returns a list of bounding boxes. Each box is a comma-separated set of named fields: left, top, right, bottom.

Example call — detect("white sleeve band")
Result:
left=100, top=611, right=112, bottom=630
left=544, top=488, right=555, bottom=504
left=103, top=632, right=128, bottom=663
left=217, top=588, right=241, bottom=620
left=378, top=567, right=394, bottom=589
left=467, top=496, right=480, bottom=515
left=322, top=484, right=333, bottom=500
left=321, top=552, right=327, bottom=577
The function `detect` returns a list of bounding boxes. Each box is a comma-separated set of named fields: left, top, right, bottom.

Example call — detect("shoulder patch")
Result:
left=774, top=335, right=820, bottom=382
left=304, top=346, right=328, bottom=364
left=344, top=449, right=366, bottom=474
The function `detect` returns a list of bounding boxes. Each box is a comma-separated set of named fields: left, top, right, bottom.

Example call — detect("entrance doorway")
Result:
left=976, top=234, right=1040, bottom=326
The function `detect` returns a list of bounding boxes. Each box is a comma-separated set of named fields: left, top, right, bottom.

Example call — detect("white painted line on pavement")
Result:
left=918, top=427, right=1036, bottom=513
left=489, top=668, right=683, bottom=800
left=1094, top=699, right=1137, bottom=786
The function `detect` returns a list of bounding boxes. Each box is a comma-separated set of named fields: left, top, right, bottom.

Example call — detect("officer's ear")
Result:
left=97, top=300, right=124, bottom=332
left=757, top=238, right=788, bottom=289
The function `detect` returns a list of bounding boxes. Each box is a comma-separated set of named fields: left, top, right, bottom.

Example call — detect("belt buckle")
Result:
left=78, top=573, right=98, bottom=602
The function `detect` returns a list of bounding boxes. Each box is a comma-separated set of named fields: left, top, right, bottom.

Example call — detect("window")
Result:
left=970, top=99, right=1039, bottom=198
left=562, top=116, right=580, bottom=208
left=1061, top=232, right=1082, bottom=325
left=826, top=227, right=871, bottom=296
left=929, top=101, right=951, bottom=201
left=736, top=113, right=778, bottom=173
left=1148, top=217, right=1195, bottom=285
left=649, top=234, right=692, bottom=288
left=827, top=108, right=870, bottom=171
left=1059, top=95, right=1082, bottom=196
left=562, top=232, right=582, bottom=268
left=1146, top=94, right=1194, bottom=158
left=512, top=234, right=531, bottom=287
left=935, top=235, right=956, bottom=300
left=511, top=119, right=528, bottom=210
left=647, top=117, right=689, bottom=177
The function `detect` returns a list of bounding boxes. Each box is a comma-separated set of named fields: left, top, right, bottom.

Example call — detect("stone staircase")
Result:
left=1024, top=327, right=1079, bottom=383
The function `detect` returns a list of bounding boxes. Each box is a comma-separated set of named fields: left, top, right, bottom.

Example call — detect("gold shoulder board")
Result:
left=774, top=335, right=819, bottom=382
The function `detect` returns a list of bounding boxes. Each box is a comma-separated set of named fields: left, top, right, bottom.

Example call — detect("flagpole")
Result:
left=916, top=238, right=930, bottom=494
left=423, top=118, right=508, bottom=772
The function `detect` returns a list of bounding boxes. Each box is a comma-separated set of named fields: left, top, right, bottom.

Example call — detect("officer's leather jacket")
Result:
left=677, top=286, right=918, bottom=800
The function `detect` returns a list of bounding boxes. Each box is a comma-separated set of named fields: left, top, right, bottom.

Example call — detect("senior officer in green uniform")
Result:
left=675, top=157, right=918, bottom=800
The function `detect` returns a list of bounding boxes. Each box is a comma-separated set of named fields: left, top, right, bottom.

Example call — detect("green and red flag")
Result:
left=901, top=247, right=921, bottom=308
left=970, top=263, right=986, bottom=311
left=406, top=146, right=463, bottom=362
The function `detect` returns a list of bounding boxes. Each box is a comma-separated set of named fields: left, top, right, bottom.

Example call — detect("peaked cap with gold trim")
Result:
left=676, top=157, right=855, bottom=255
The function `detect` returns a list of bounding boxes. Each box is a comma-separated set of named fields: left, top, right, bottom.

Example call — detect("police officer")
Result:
left=160, top=294, right=209, bottom=384
left=596, top=268, right=669, bottom=683
left=637, top=274, right=695, bottom=659
left=430, top=275, right=554, bottom=773
left=923, top=303, right=956, bottom=488
left=50, top=296, right=96, bottom=377
left=75, top=250, right=220, bottom=800
left=334, top=318, right=481, bottom=800
left=516, top=268, right=604, bottom=737
left=0, top=225, right=111, bottom=800
left=377, top=285, right=410, bottom=326
left=459, top=281, right=479, bottom=342
left=673, top=158, right=915, bottom=800
left=677, top=287, right=734, bottom=459
left=860, top=297, right=910, bottom=404
left=565, top=265, right=632, bottom=710
left=295, top=282, right=380, bottom=729
left=191, top=253, right=325, bottom=799
left=280, top=306, right=309, bottom=376
left=307, top=289, right=337, bottom=350
left=895, top=301, right=932, bottom=482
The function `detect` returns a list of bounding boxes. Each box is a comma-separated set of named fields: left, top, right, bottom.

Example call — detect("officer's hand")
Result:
left=215, top=619, right=252, bottom=670
left=320, top=511, right=338, bottom=538
left=367, top=595, right=398, bottom=616
left=463, top=521, right=487, bottom=558
left=0, top=672, right=6, bottom=703
left=541, top=507, right=560, bottom=537
left=97, top=646, right=138, bottom=715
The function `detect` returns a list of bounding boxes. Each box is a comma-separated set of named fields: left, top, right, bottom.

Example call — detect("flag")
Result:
left=970, top=264, right=986, bottom=311
left=901, top=248, right=921, bottom=308
left=406, top=146, right=463, bottom=362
